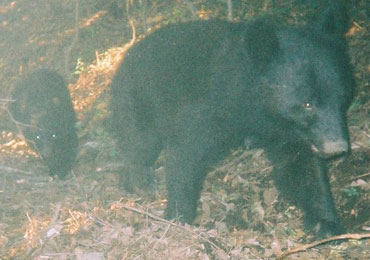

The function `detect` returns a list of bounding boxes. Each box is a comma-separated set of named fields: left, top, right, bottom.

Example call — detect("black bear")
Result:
left=10, top=69, right=78, bottom=179
left=110, top=1, right=354, bottom=238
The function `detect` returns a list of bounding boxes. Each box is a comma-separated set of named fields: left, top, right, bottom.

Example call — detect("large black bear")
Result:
left=110, top=2, right=354, bottom=238
left=10, top=69, right=78, bottom=179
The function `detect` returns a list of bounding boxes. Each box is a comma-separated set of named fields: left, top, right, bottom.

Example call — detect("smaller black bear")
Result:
left=10, top=69, right=78, bottom=179
left=110, top=1, right=354, bottom=238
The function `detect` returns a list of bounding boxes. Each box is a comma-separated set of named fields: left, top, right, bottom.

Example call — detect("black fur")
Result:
left=10, top=69, right=78, bottom=179
left=110, top=2, right=354, bottom=238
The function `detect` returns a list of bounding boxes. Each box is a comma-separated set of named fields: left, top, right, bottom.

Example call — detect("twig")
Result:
left=127, top=19, right=136, bottom=46
left=147, top=223, right=171, bottom=254
left=352, top=171, right=370, bottom=180
left=68, top=209, right=80, bottom=228
left=64, top=0, right=79, bottom=77
left=0, top=97, right=14, bottom=103
left=226, top=0, right=233, bottom=21
left=120, top=204, right=227, bottom=254
left=277, top=233, right=370, bottom=259
left=2, top=104, right=44, bottom=156
left=0, top=165, right=33, bottom=175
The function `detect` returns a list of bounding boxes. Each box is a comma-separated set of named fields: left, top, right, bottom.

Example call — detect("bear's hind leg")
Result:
left=115, top=116, right=163, bottom=194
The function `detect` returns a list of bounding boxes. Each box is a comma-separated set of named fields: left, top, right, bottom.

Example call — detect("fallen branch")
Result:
left=119, top=202, right=227, bottom=255
left=277, top=233, right=370, bottom=259
left=0, top=165, right=33, bottom=175
left=352, top=171, right=370, bottom=180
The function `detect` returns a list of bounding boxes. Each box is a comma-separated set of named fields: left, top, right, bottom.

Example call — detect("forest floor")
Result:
left=0, top=0, right=369, bottom=259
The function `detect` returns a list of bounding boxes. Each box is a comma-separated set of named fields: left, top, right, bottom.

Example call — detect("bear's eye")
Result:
left=303, top=102, right=313, bottom=110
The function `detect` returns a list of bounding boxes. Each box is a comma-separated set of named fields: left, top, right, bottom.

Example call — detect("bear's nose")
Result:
left=312, top=140, right=349, bottom=158
left=322, top=140, right=349, bottom=155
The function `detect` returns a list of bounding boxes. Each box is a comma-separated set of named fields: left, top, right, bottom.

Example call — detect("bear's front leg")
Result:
left=267, top=143, right=346, bottom=238
left=164, top=105, right=235, bottom=223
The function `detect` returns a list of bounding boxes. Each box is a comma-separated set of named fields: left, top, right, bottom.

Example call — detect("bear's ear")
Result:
left=242, top=19, right=280, bottom=73
left=312, top=1, right=350, bottom=37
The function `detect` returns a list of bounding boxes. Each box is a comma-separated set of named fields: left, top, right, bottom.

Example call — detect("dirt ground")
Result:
left=0, top=0, right=369, bottom=259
